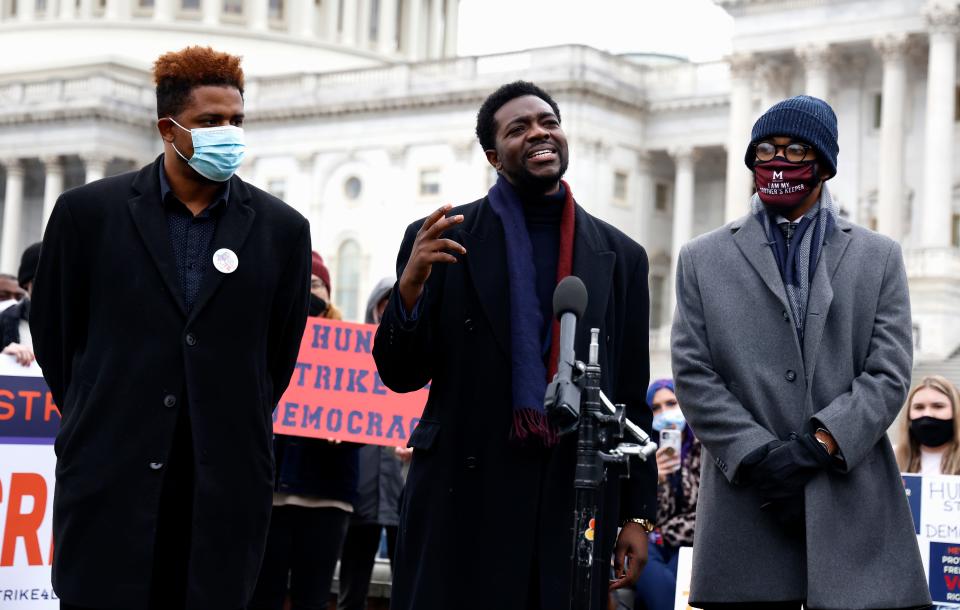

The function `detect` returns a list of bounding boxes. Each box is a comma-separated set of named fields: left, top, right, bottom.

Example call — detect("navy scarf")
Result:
left=487, top=175, right=575, bottom=446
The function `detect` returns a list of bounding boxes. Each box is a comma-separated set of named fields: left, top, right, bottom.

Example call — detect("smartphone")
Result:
left=659, top=429, right=682, bottom=458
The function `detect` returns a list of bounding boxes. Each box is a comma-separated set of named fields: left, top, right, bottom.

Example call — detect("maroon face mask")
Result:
left=753, top=159, right=820, bottom=208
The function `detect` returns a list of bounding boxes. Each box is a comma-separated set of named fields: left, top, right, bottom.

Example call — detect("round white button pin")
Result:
left=212, top=248, right=239, bottom=274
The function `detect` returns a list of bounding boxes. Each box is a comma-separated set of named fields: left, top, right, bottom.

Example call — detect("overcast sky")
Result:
left=457, top=0, right=734, bottom=62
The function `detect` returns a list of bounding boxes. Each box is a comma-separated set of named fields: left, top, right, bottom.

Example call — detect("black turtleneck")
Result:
left=520, top=183, right=566, bottom=349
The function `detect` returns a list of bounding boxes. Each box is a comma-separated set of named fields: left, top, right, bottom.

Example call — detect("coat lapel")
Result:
left=188, top=177, right=256, bottom=321
left=572, top=206, right=614, bottom=341
left=127, top=158, right=187, bottom=317
left=731, top=213, right=791, bottom=314
left=462, top=198, right=510, bottom=356
left=802, top=218, right=852, bottom=373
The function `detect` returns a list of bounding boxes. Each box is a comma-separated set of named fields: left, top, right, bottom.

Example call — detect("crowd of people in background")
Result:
left=2, top=235, right=958, bottom=607
left=3, top=45, right=959, bottom=610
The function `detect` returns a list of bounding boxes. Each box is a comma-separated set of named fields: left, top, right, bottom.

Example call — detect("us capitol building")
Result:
left=0, top=0, right=958, bottom=379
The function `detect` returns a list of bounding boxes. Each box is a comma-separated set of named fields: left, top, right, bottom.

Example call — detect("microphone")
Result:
left=544, top=276, right=588, bottom=435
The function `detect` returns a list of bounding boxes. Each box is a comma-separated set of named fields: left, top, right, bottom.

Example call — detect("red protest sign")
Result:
left=273, top=318, right=427, bottom=447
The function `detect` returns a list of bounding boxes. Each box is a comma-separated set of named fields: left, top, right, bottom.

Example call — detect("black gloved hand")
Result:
left=749, top=433, right=833, bottom=500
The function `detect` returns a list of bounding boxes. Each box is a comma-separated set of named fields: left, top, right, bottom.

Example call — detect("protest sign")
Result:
left=0, top=358, right=58, bottom=608
left=273, top=318, right=427, bottom=447
left=903, top=473, right=960, bottom=608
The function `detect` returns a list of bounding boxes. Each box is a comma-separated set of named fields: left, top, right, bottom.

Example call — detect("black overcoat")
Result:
left=30, top=156, right=311, bottom=609
left=372, top=195, right=656, bottom=610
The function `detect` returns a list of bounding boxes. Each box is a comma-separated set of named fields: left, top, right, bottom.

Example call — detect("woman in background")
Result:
left=633, top=379, right=700, bottom=610
left=895, top=375, right=960, bottom=475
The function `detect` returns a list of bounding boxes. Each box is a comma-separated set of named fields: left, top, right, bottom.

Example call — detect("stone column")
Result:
left=202, top=0, right=219, bottom=25
left=59, top=0, right=74, bottom=19
left=635, top=151, right=654, bottom=248
left=921, top=3, right=960, bottom=248
left=19, top=0, right=36, bottom=21
left=104, top=0, right=126, bottom=20
left=248, top=0, right=268, bottom=30
left=41, top=156, right=63, bottom=236
left=293, top=0, right=313, bottom=36
left=427, top=0, right=442, bottom=58
left=377, top=0, right=397, bottom=54
left=0, top=160, right=25, bottom=274
left=796, top=43, right=833, bottom=101
left=669, top=146, right=697, bottom=315
left=357, top=0, right=371, bottom=46
left=340, top=0, right=357, bottom=44
left=724, top=54, right=756, bottom=222
left=757, top=59, right=793, bottom=113
left=78, top=0, right=93, bottom=19
left=833, top=55, right=867, bottom=223
left=323, top=0, right=339, bottom=40
left=402, top=0, right=422, bottom=59
left=874, top=33, right=911, bottom=239
left=154, top=0, right=173, bottom=20
left=443, top=0, right=457, bottom=57
left=84, top=155, right=108, bottom=184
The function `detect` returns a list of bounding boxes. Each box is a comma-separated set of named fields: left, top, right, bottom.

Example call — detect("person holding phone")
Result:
left=633, top=379, right=701, bottom=610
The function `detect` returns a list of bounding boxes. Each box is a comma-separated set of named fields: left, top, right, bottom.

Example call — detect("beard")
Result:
left=503, top=154, right=570, bottom=195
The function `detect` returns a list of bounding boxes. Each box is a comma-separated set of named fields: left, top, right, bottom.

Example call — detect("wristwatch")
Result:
left=624, top=518, right=655, bottom=533
left=814, top=427, right=833, bottom=455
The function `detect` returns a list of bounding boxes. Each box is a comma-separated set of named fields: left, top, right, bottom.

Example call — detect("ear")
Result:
left=484, top=149, right=501, bottom=172
left=157, top=118, right=177, bottom=143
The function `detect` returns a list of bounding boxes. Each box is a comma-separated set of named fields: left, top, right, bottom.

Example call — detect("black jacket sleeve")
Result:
left=30, top=195, right=89, bottom=409
left=266, top=219, right=312, bottom=407
left=618, top=249, right=657, bottom=523
left=373, top=220, right=439, bottom=393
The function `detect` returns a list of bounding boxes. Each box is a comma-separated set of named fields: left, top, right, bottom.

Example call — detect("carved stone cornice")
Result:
left=833, top=53, right=869, bottom=85
left=872, top=33, right=914, bottom=64
left=795, top=44, right=836, bottom=72
left=756, top=59, right=794, bottom=96
left=924, top=0, right=960, bottom=34
left=727, top=53, right=757, bottom=80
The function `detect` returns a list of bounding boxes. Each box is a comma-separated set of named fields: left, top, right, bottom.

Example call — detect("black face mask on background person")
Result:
left=309, top=294, right=328, bottom=317
left=910, top=416, right=955, bottom=448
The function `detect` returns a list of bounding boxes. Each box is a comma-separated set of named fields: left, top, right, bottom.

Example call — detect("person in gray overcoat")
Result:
left=671, top=96, right=931, bottom=610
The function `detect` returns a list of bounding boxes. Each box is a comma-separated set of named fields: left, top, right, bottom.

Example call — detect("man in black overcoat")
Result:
left=30, top=46, right=311, bottom=610
left=373, top=81, right=657, bottom=610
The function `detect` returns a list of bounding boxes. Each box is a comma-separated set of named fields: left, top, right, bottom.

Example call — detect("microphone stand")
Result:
left=546, top=328, right=657, bottom=610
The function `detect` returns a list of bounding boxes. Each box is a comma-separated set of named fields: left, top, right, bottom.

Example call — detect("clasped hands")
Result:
left=740, top=432, right=836, bottom=528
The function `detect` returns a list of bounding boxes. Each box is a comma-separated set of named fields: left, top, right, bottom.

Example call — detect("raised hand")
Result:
left=398, top=204, right=466, bottom=314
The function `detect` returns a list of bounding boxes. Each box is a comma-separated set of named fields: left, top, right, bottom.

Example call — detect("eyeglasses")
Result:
left=754, top=141, right=813, bottom=164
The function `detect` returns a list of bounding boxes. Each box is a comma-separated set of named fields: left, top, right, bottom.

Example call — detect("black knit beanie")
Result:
left=744, top=95, right=839, bottom=178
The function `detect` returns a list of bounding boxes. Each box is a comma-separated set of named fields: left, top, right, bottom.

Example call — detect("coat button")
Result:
left=785, top=370, right=797, bottom=382
left=163, top=394, right=177, bottom=408
left=464, top=318, right=475, bottom=332
left=149, top=462, right=164, bottom=470
left=782, top=310, right=790, bottom=322
left=185, top=333, right=197, bottom=347
left=465, top=456, right=478, bottom=469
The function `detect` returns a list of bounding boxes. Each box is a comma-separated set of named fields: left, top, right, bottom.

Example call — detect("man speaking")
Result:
left=373, top=81, right=657, bottom=610
left=32, top=46, right=311, bottom=610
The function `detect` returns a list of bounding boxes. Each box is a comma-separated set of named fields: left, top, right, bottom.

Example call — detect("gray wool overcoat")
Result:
left=670, top=210, right=931, bottom=610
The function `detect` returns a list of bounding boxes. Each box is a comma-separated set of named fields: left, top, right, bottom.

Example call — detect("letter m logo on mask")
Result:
left=773, top=171, right=783, bottom=180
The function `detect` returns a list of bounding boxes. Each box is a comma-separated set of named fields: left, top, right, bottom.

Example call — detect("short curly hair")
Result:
left=475, top=81, right=561, bottom=151
left=153, top=46, right=245, bottom=118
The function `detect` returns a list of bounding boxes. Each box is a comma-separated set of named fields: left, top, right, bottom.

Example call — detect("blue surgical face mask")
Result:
left=652, top=408, right=686, bottom=432
left=168, top=117, right=246, bottom=182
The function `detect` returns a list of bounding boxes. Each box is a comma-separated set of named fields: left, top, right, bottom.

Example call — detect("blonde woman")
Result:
left=895, top=375, right=960, bottom=475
